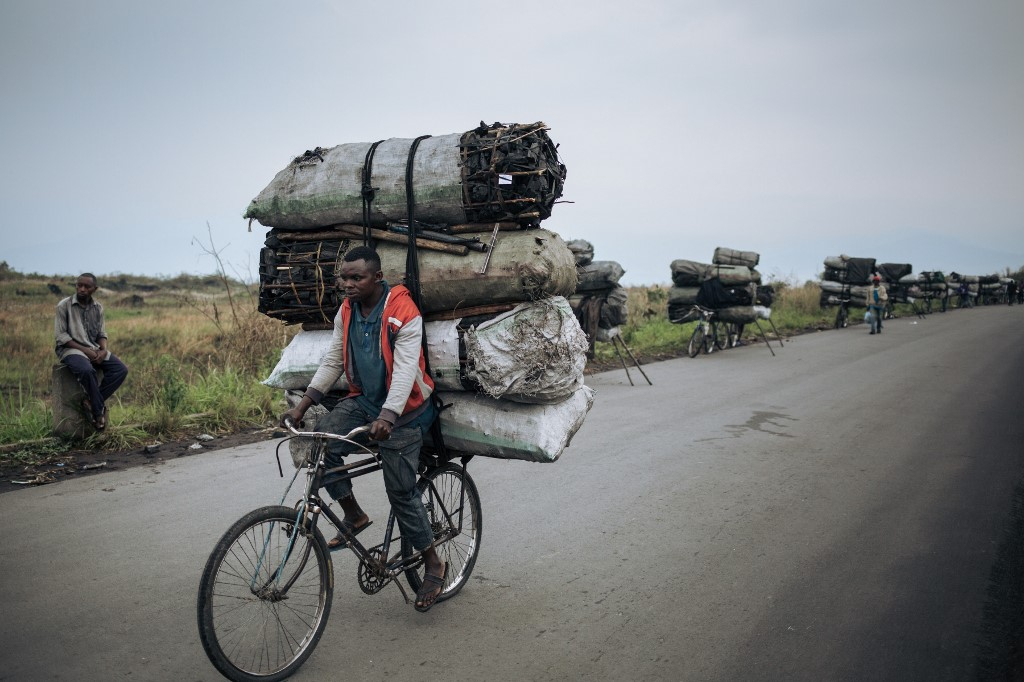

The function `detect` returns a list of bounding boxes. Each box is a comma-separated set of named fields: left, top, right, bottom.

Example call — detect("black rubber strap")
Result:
left=360, top=140, right=385, bottom=245
left=403, top=135, right=449, bottom=458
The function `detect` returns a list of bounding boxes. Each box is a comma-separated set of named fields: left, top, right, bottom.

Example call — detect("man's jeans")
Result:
left=63, top=352, right=129, bottom=420
left=868, top=305, right=883, bottom=333
left=317, top=399, right=433, bottom=551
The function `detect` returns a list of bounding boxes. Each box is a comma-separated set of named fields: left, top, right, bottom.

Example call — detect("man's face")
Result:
left=337, top=259, right=382, bottom=305
left=76, top=276, right=97, bottom=303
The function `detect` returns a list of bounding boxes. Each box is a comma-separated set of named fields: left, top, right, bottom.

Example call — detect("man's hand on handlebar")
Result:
left=368, top=418, right=393, bottom=441
left=280, top=409, right=305, bottom=430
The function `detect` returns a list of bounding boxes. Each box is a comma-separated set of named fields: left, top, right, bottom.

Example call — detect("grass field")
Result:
left=0, top=265, right=297, bottom=462
left=0, top=263, right=924, bottom=463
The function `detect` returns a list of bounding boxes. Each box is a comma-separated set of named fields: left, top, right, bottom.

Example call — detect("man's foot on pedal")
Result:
left=327, top=516, right=372, bottom=550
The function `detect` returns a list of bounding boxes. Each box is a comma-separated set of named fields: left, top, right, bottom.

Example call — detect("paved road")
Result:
left=2, top=306, right=1023, bottom=681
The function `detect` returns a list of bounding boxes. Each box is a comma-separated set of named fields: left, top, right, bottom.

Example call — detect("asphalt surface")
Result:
left=1, top=305, right=1022, bottom=681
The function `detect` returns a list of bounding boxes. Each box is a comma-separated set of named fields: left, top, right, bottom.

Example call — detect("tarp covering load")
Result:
left=264, top=297, right=586, bottom=404
left=286, top=386, right=595, bottom=465
left=874, top=262, right=915, bottom=303
left=668, top=251, right=765, bottom=325
left=245, top=122, right=566, bottom=231
left=713, top=247, right=760, bottom=269
left=876, top=263, right=912, bottom=282
left=259, top=228, right=577, bottom=323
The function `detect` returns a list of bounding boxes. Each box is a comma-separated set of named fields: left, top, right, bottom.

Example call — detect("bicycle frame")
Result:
left=269, top=424, right=469, bottom=603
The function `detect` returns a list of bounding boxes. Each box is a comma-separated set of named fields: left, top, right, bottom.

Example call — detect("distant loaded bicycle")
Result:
left=833, top=298, right=851, bottom=329
left=686, top=305, right=739, bottom=358
left=196, top=422, right=482, bottom=681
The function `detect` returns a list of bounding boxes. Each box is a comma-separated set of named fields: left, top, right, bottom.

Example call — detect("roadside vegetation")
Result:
left=0, top=260, right=297, bottom=465
left=3, top=259, right=1021, bottom=465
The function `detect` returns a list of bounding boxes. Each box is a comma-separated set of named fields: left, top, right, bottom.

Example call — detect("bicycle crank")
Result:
left=357, top=549, right=392, bottom=595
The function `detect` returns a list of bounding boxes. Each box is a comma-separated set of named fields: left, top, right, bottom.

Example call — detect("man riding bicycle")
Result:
left=280, top=246, right=447, bottom=612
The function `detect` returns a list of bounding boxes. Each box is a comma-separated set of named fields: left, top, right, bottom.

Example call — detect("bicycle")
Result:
left=833, top=299, right=850, bottom=329
left=686, top=305, right=717, bottom=357
left=196, top=422, right=482, bottom=682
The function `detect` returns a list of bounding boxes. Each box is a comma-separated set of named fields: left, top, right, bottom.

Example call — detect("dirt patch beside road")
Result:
left=0, top=426, right=284, bottom=495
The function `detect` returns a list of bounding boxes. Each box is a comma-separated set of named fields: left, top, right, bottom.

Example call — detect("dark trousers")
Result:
left=63, top=353, right=129, bottom=419
left=318, top=398, right=434, bottom=550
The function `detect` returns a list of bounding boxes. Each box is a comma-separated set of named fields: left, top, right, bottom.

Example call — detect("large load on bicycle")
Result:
left=898, top=271, right=949, bottom=311
left=252, top=122, right=594, bottom=465
left=666, top=248, right=769, bottom=326
left=564, top=238, right=628, bottom=355
left=817, top=254, right=877, bottom=308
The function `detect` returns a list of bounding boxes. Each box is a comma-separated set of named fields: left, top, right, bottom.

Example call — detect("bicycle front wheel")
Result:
left=688, top=325, right=706, bottom=358
left=403, top=463, right=483, bottom=603
left=197, top=505, right=333, bottom=682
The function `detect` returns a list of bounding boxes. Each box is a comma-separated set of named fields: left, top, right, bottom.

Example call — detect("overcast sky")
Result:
left=2, top=0, right=1021, bottom=286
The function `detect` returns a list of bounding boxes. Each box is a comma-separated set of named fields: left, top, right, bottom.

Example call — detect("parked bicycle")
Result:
left=686, top=305, right=737, bottom=357
left=196, top=422, right=482, bottom=681
left=833, top=299, right=851, bottom=329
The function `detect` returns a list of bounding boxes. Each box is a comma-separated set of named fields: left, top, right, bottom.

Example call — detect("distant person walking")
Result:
left=54, top=273, right=129, bottom=430
left=1007, top=279, right=1018, bottom=306
left=867, top=274, right=888, bottom=335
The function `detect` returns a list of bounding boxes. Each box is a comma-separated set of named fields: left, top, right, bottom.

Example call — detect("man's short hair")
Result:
left=343, top=246, right=381, bottom=271
left=79, top=273, right=97, bottom=286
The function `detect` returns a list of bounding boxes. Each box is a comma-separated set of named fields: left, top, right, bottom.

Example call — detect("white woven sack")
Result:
left=434, top=385, right=595, bottom=463
left=464, top=296, right=587, bottom=404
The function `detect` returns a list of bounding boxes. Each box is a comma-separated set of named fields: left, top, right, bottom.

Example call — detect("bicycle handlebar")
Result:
left=283, top=419, right=372, bottom=443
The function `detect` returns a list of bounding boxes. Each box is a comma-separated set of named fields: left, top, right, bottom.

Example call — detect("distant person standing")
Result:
left=867, top=274, right=888, bottom=335
left=1007, top=279, right=1018, bottom=306
left=1018, top=281, right=1023, bottom=305
left=54, top=273, right=129, bottom=430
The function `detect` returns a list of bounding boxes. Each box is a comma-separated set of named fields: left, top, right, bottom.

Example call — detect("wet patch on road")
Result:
left=696, top=410, right=797, bottom=442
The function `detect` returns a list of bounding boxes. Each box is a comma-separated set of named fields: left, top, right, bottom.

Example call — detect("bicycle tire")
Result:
left=197, top=505, right=333, bottom=682
left=687, top=325, right=705, bottom=358
left=711, top=321, right=729, bottom=351
left=403, top=463, right=483, bottom=603
left=835, top=305, right=849, bottom=329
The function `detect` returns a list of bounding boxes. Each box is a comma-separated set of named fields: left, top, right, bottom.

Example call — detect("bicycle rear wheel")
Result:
left=403, top=463, right=482, bottom=602
left=197, top=505, right=332, bottom=682
left=687, top=324, right=706, bottom=358
left=711, top=321, right=729, bottom=351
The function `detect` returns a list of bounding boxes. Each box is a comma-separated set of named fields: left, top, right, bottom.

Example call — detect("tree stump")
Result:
left=51, top=363, right=102, bottom=438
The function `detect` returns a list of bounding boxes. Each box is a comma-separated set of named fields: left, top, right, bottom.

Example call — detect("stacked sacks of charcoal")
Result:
left=564, top=239, right=629, bottom=350
left=667, top=247, right=767, bottom=324
left=947, top=272, right=980, bottom=304
left=978, top=274, right=1004, bottom=304
left=248, top=122, right=594, bottom=464
left=818, top=254, right=877, bottom=307
left=897, top=271, right=948, bottom=306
